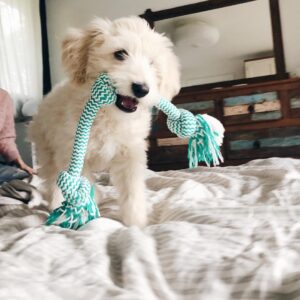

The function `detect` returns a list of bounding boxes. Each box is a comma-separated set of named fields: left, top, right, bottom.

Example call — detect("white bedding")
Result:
left=0, top=157, right=300, bottom=300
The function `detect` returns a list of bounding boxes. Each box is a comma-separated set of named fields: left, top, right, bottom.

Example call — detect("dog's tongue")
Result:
left=121, top=96, right=138, bottom=109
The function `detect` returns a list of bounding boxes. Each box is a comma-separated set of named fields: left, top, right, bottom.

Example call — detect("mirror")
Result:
left=141, top=0, right=288, bottom=89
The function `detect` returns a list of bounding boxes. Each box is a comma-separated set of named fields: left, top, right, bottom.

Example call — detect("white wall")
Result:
left=156, top=0, right=274, bottom=86
left=280, top=0, right=300, bottom=77
left=46, top=0, right=197, bottom=85
left=46, top=0, right=300, bottom=86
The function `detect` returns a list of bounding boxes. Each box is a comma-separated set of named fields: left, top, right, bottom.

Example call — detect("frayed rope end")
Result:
left=45, top=172, right=100, bottom=229
left=188, top=114, right=225, bottom=168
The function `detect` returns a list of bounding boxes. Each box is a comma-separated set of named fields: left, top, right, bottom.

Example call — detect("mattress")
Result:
left=0, top=157, right=300, bottom=300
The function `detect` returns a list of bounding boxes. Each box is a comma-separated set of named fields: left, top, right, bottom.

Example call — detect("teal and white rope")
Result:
left=46, top=73, right=223, bottom=230
left=156, top=99, right=224, bottom=168
left=45, top=74, right=116, bottom=229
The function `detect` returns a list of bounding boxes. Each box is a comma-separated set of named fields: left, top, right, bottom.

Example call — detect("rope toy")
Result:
left=45, top=74, right=116, bottom=229
left=46, top=73, right=224, bottom=229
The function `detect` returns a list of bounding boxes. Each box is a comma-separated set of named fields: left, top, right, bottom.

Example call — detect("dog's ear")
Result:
left=61, top=18, right=110, bottom=85
left=157, top=39, right=181, bottom=100
left=62, top=29, right=89, bottom=84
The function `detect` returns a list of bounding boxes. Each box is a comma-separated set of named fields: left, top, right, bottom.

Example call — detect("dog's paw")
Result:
left=122, top=212, right=147, bottom=228
left=121, top=199, right=148, bottom=228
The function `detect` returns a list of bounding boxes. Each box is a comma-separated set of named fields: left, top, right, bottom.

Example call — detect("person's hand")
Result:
left=15, top=156, right=36, bottom=175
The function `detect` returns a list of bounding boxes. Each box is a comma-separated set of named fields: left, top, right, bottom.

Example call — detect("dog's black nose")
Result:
left=132, top=83, right=149, bottom=98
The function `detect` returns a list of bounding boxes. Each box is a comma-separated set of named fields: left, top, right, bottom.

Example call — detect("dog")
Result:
left=29, top=16, right=180, bottom=227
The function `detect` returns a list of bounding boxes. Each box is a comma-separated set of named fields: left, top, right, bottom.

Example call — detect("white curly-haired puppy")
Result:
left=29, top=16, right=180, bottom=227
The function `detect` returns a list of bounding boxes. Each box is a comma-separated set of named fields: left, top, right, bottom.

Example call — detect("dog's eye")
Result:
left=114, top=49, right=128, bottom=61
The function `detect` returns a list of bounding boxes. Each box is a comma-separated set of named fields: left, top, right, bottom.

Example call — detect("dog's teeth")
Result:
left=116, top=95, right=138, bottom=112
left=121, top=97, right=137, bottom=109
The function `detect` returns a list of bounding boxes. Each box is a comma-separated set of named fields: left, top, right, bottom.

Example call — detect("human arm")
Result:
left=0, top=89, right=35, bottom=174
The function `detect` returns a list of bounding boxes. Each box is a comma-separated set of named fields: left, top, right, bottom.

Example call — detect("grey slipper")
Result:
left=0, top=181, right=32, bottom=204
left=8, top=179, right=36, bottom=194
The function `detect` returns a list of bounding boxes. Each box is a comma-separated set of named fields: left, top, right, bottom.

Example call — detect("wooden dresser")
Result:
left=148, top=78, right=300, bottom=171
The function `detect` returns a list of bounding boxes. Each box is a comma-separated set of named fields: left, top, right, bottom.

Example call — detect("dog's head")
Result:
left=62, top=16, right=180, bottom=114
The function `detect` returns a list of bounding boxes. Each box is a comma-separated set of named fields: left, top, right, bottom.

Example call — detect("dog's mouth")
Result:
left=115, top=94, right=138, bottom=113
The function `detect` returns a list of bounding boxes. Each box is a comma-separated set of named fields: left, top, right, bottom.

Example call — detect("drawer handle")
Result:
left=248, top=104, right=255, bottom=114
left=253, top=140, right=261, bottom=149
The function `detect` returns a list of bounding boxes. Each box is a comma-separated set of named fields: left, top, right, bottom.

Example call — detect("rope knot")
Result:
left=57, top=171, right=91, bottom=205
left=167, top=109, right=197, bottom=138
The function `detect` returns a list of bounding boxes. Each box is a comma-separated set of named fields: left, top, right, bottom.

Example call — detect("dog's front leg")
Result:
left=110, top=148, right=147, bottom=227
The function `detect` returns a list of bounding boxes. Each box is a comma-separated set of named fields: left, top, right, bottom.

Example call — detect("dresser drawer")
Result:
left=150, top=113, right=173, bottom=138
left=226, top=126, right=300, bottom=160
left=176, top=100, right=215, bottom=115
left=223, top=92, right=282, bottom=125
left=289, top=89, right=300, bottom=118
left=148, top=144, right=188, bottom=165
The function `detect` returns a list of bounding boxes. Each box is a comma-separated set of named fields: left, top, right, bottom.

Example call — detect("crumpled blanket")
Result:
left=0, top=157, right=300, bottom=300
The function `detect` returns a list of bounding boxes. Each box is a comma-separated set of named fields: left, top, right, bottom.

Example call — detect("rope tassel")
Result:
left=188, top=114, right=224, bottom=168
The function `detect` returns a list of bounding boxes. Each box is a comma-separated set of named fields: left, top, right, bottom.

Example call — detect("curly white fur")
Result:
left=29, top=16, right=180, bottom=227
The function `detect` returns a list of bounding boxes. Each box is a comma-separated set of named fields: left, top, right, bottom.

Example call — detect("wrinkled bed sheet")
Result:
left=0, top=158, right=300, bottom=300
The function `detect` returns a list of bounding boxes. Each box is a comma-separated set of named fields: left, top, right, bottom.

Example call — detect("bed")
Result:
left=1, top=157, right=300, bottom=300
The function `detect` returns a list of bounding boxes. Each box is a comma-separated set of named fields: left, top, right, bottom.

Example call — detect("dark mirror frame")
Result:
left=140, top=0, right=289, bottom=91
